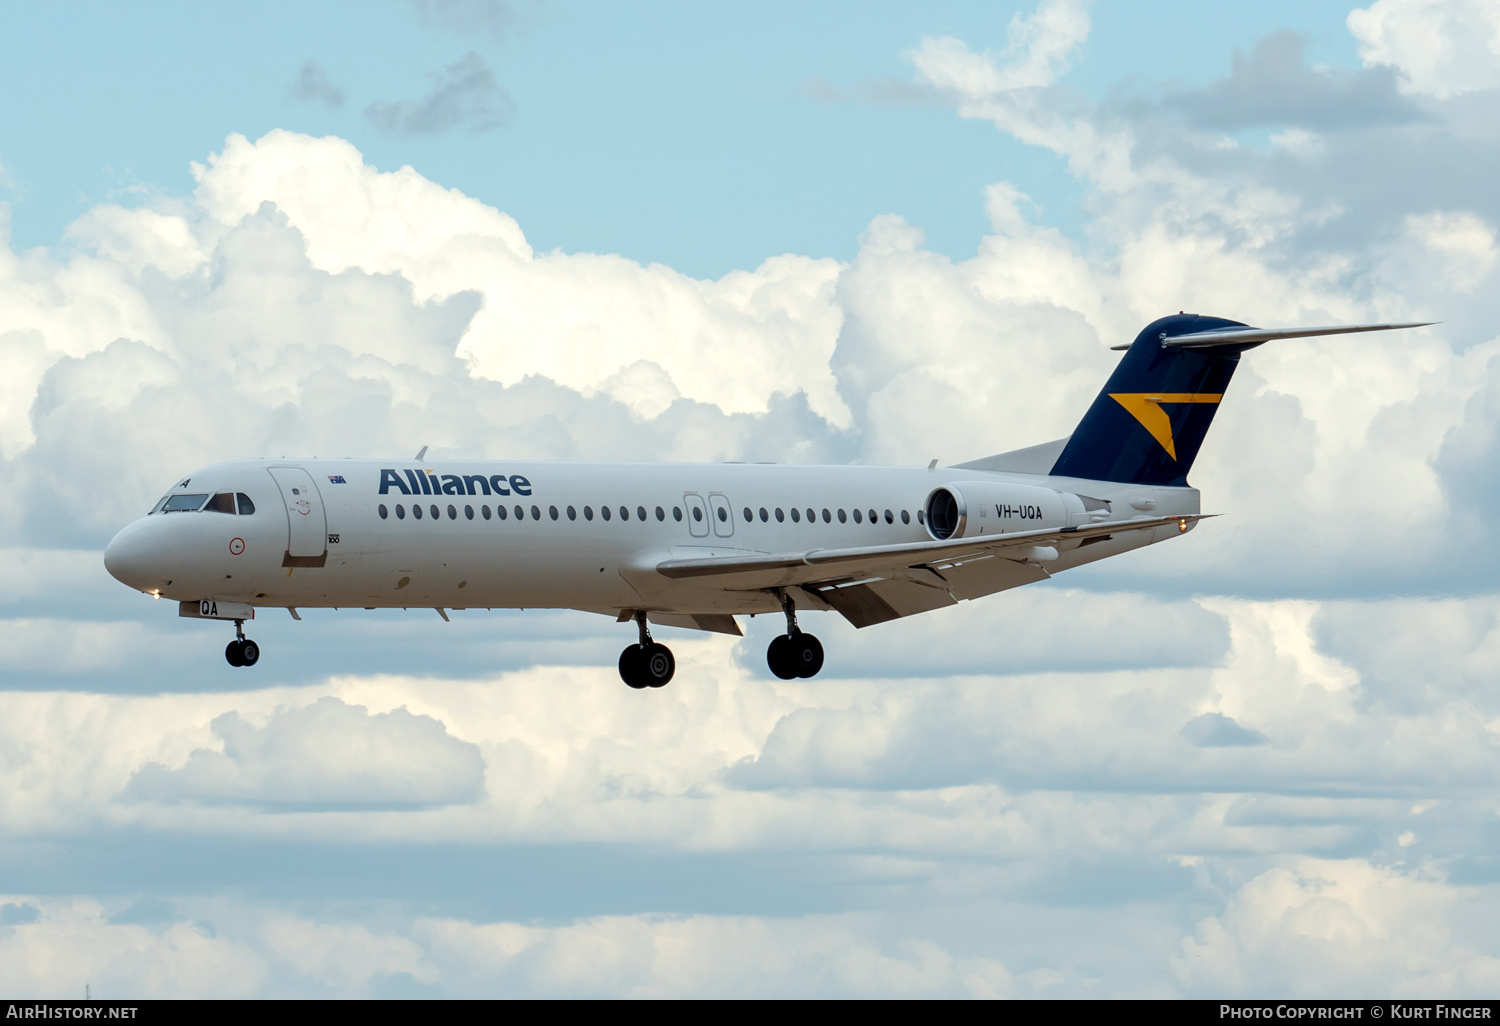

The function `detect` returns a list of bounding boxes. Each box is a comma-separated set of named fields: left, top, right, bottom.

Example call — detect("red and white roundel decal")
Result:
left=229, top=538, right=246, bottom=555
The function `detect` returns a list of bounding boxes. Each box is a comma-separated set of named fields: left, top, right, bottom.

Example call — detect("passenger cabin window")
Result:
left=237, top=493, right=255, bottom=515
left=901, top=510, right=910, bottom=524
left=396, top=504, right=406, bottom=519
left=656, top=506, right=665, bottom=521
left=161, top=493, right=209, bottom=513
left=788, top=508, right=797, bottom=523
left=379, top=504, right=389, bottom=520
left=205, top=493, right=236, bottom=514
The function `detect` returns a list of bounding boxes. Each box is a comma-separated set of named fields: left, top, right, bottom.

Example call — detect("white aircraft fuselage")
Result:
left=103, top=313, right=1431, bottom=684
left=103, top=456, right=1198, bottom=616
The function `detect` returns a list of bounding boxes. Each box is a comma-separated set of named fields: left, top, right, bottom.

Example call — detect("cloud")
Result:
left=123, top=697, right=485, bottom=809
left=797, top=75, right=944, bottom=107
left=0, top=900, right=266, bottom=998
left=407, top=0, right=538, bottom=47
left=3, top=0, right=1500, bottom=996
left=417, top=913, right=1014, bottom=997
left=0, top=902, right=39, bottom=925
left=1181, top=712, right=1265, bottom=748
left=1166, top=31, right=1423, bottom=131
left=365, top=52, right=514, bottom=135
left=287, top=60, right=346, bottom=109
left=1349, top=0, right=1500, bottom=98
left=1175, top=859, right=1500, bottom=996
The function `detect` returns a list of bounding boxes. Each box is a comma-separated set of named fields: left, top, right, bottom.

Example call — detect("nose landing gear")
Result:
left=767, top=590, right=823, bottom=680
left=619, top=611, right=674, bottom=689
left=224, top=619, right=260, bottom=667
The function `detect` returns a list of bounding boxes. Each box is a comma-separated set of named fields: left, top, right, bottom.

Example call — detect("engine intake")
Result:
left=924, top=487, right=966, bottom=540
left=923, top=482, right=1073, bottom=540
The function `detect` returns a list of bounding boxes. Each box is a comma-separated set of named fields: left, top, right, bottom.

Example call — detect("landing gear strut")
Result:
left=619, top=611, right=674, bottom=689
left=767, top=589, right=823, bottom=680
left=224, top=619, right=260, bottom=668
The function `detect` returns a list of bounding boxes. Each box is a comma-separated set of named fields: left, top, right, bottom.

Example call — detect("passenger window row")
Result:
left=376, top=502, right=923, bottom=526
left=743, top=506, right=912, bottom=526
left=379, top=503, right=676, bottom=522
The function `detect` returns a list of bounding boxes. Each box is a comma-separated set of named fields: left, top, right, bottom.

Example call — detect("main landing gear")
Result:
left=225, top=619, right=260, bottom=668
left=619, top=612, right=675, bottom=690
left=767, top=590, right=823, bottom=680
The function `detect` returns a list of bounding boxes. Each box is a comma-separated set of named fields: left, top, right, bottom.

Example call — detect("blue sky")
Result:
left=5, top=0, right=1500, bottom=998
left=2, top=0, right=1362, bottom=276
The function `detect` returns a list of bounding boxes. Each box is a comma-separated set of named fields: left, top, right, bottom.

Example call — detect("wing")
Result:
left=656, top=514, right=1207, bottom=628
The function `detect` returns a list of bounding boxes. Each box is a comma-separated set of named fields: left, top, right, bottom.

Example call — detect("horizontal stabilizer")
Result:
left=1109, top=321, right=1434, bottom=351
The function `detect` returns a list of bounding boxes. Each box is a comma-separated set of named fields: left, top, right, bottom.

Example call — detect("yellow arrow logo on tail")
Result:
left=1109, top=393, right=1224, bottom=461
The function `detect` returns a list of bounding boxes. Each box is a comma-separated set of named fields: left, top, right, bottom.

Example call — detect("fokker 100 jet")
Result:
left=104, top=314, right=1429, bottom=688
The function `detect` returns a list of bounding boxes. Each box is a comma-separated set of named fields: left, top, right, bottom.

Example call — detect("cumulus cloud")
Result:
left=124, top=697, right=484, bottom=809
left=2, top=0, right=1500, bottom=997
left=1176, top=859, right=1500, bottom=996
left=366, top=52, right=514, bottom=134
left=0, top=900, right=265, bottom=998
left=1349, top=0, right=1500, bottom=98
left=287, top=60, right=346, bottom=109
left=1166, top=31, right=1423, bottom=131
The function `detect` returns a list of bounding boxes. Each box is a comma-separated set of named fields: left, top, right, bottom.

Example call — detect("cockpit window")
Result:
left=236, top=493, right=255, bottom=515
left=160, top=493, right=210, bottom=513
left=204, top=493, right=236, bottom=514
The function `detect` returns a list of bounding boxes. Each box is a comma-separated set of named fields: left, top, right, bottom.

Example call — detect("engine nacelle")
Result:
left=924, top=482, right=1086, bottom=540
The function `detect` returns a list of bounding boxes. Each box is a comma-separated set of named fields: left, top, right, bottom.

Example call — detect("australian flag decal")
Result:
left=328, top=475, right=347, bottom=484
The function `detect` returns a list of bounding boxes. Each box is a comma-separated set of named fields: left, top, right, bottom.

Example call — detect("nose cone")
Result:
left=104, top=517, right=169, bottom=592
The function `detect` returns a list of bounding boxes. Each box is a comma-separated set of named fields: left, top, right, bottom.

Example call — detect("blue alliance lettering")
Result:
left=378, top=469, right=531, bottom=497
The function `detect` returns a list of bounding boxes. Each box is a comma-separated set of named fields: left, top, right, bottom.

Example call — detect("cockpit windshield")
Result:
left=160, top=493, right=210, bottom=513
left=152, top=491, right=256, bottom=515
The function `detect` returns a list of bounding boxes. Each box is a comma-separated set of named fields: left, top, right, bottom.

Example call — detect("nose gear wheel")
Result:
left=224, top=619, right=260, bottom=667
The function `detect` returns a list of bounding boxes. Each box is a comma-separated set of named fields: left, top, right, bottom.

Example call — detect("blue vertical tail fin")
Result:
left=1048, top=314, right=1247, bottom=486
left=1047, top=314, right=1434, bottom=486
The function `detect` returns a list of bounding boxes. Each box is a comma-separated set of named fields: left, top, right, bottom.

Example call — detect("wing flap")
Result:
left=656, top=514, right=1205, bottom=592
